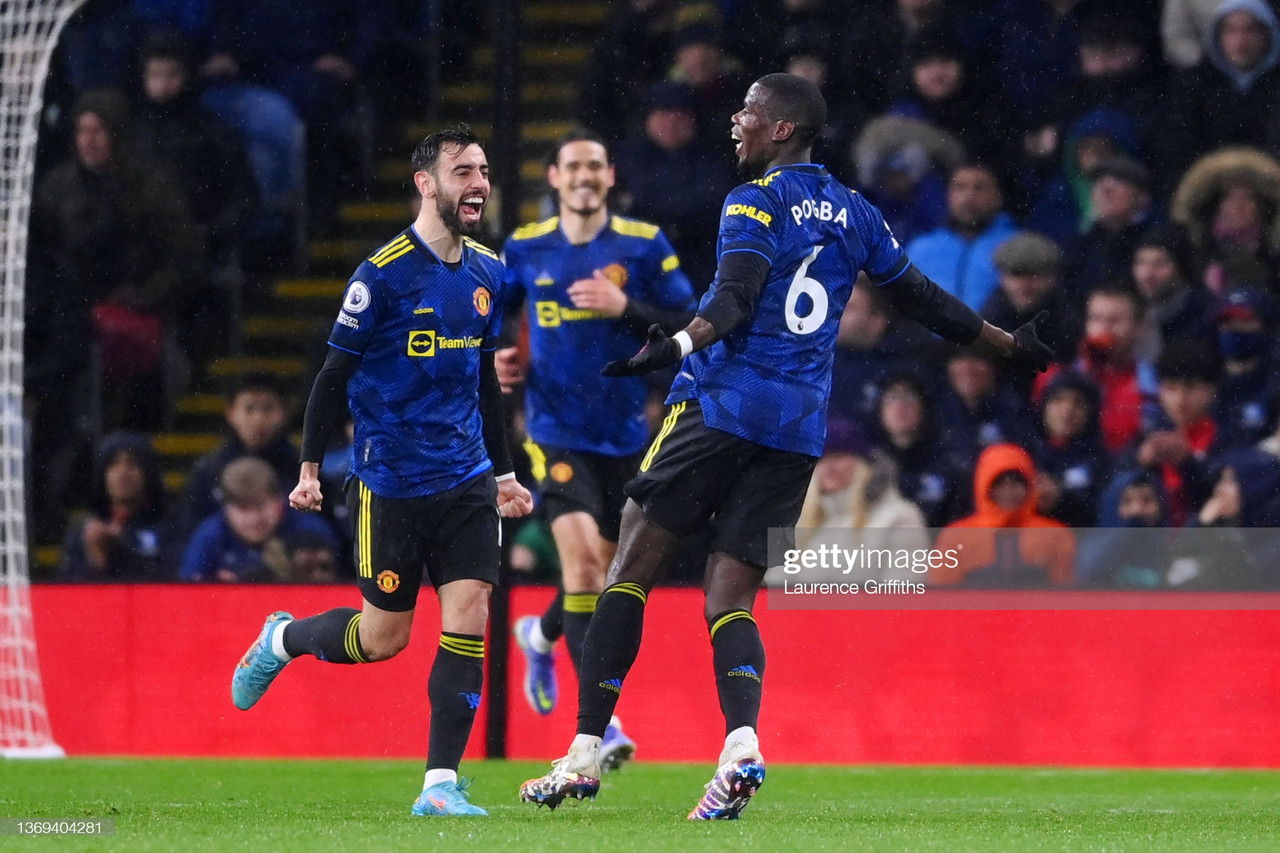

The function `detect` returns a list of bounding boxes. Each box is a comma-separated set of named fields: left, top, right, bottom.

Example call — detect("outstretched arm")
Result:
left=602, top=251, right=769, bottom=376
left=879, top=263, right=1054, bottom=371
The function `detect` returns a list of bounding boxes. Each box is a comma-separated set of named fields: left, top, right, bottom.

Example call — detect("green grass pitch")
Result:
left=4, top=759, right=1280, bottom=851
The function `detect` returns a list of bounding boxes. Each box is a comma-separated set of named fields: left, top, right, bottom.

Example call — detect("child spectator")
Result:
left=934, top=346, right=1038, bottom=469
left=58, top=432, right=174, bottom=581
left=932, top=443, right=1076, bottom=588
left=1031, top=370, right=1109, bottom=528
left=179, top=371, right=298, bottom=536
left=1133, top=340, right=1231, bottom=526
left=874, top=371, right=968, bottom=527
left=180, top=456, right=339, bottom=583
left=1076, top=469, right=1172, bottom=588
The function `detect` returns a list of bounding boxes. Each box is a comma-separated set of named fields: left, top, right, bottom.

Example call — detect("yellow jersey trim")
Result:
left=511, top=217, right=560, bottom=241
left=465, top=237, right=499, bottom=259
left=609, top=216, right=660, bottom=240
left=369, top=234, right=412, bottom=266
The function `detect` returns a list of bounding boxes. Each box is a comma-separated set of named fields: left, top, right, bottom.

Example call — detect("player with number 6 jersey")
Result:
left=520, top=73, right=1056, bottom=820
left=669, top=164, right=909, bottom=457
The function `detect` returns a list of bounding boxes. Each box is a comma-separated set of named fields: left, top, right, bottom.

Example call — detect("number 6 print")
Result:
left=784, top=245, right=828, bottom=335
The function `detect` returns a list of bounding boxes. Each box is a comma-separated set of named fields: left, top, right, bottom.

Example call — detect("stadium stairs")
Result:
left=31, top=1, right=609, bottom=576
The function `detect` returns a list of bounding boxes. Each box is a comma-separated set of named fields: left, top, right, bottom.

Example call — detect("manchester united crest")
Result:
left=601, top=263, right=628, bottom=288
left=473, top=287, right=492, bottom=316
left=377, top=570, right=401, bottom=593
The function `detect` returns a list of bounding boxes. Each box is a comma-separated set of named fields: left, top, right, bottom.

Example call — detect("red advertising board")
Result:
left=29, top=586, right=1280, bottom=766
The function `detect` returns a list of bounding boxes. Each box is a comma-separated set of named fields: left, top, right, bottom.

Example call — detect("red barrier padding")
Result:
left=31, top=585, right=482, bottom=759
left=30, top=586, right=1280, bottom=766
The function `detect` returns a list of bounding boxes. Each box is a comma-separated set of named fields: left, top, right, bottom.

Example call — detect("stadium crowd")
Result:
left=31, top=0, right=1280, bottom=589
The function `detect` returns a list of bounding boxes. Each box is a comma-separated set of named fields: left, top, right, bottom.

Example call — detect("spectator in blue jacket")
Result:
left=181, top=456, right=340, bottom=583
left=906, top=161, right=1019, bottom=311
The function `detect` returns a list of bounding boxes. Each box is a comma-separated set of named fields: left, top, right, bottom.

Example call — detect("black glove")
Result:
left=1010, top=310, right=1054, bottom=372
left=602, top=324, right=682, bottom=376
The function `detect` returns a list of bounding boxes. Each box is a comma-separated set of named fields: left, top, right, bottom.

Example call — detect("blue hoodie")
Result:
left=1207, top=0, right=1280, bottom=92
left=1075, top=469, right=1172, bottom=587
left=1027, top=108, right=1141, bottom=245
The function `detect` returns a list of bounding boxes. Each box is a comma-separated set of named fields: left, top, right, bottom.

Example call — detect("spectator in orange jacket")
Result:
left=932, top=443, right=1076, bottom=588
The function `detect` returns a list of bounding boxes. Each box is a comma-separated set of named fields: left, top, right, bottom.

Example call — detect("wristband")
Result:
left=673, top=330, right=694, bottom=358
left=495, top=472, right=517, bottom=482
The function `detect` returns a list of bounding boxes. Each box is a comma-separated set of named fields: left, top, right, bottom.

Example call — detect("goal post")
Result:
left=0, top=0, right=89, bottom=759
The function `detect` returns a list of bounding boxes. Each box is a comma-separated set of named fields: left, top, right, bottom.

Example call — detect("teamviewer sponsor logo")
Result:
left=408, top=330, right=435, bottom=356
left=407, top=331, right=483, bottom=356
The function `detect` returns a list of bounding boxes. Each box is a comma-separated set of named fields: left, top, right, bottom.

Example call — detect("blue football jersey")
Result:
left=503, top=215, right=694, bottom=456
left=668, top=164, right=908, bottom=457
left=328, top=227, right=505, bottom=498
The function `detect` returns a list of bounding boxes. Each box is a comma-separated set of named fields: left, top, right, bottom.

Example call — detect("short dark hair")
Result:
left=228, top=370, right=285, bottom=404
left=546, top=127, right=611, bottom=168
left=949, top=159, right=1005, bottom=197
left=755, top=72, right=826, bottom=147
left=1086, top=281, right=1143, bottom=317
left=139, top=30, right=194, bottom=70
left=1156, top=340, right=1222, bottom=385
left=412, top=124, right=482, bottom=172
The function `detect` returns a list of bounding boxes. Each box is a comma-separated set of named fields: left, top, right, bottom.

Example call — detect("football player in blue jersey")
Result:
left=230, top=125, right=533, bottom=818
left=520, top=74, right=1053, bottom=818
left=499, top=130, right=695, bottom=766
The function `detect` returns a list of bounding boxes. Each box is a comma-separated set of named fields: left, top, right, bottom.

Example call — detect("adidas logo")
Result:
left=727, top=665, right=761, bottom=683
left=598, top=678, right=623, bottom=695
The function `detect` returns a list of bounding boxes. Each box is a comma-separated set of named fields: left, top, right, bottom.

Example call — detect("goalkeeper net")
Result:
left=0, top=0, right=87, bottom=758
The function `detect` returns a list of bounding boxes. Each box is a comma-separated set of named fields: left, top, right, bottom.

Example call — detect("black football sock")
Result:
left=539, top=589, right=565, bottom=643
left=577, top=583, right=647, bottom=738
left=709, top=610, right=765, bottom=734
left=281, top=608, right=367, bottom=664
left=426, top=632, right=485, bottom=772
left=561, top=592, right=598, bottom=675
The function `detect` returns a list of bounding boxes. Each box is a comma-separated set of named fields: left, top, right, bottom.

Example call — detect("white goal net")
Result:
left=1, top=0, right=87, bottom=759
